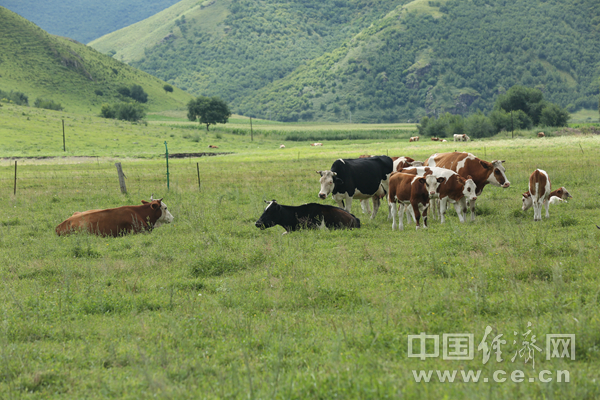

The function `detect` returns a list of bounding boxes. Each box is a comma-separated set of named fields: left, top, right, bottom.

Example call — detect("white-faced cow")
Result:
left=521, top=169, right=572, bottom=221
left=409, top=136, right=420, bottom=142
left=424, top=152, right=510, bottom=221
left=317, top=156, right=393, bottom=219
left=400, top=166, right=478, bottom=223
left=388, top=172, right=445, bottom=230
left=255, top=201, right=360, bottom=233
left=56, top=198, right=174, bottom=237
left=453, top=134, right=470, bottom=142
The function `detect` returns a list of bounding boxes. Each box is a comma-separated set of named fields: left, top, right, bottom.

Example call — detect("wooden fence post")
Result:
left=115, top=162, right=127, bottom=194
left=197, top=162, right=201, bottom=191
left=13, top=160, right=17, bottom=195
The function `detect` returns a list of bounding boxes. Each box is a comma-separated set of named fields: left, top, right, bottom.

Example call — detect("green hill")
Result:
left=0, top=6, right=193, bottom=114
left=90, top=0, right=600, bottom=122
left=0, top=0, right=180, bottom=44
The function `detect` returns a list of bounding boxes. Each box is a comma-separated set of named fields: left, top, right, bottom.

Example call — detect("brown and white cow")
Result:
left=311, top=143, right=323, bottom=146
left=431, top=137, right=440, bottom=141
left=400, top=166, right=478, bottom=223
left=56, top=199, right=174, bottom=237
left=521, top=169, right=571, bottom=221
left=409, top=136, right=420, bottom=142
left=392, top=156, right=424, bottom=172
left=424, top=152, right=510, bottom=221
left=537, top=132, right=545, bottom=138
left=388, top=172, right=445, bottom=230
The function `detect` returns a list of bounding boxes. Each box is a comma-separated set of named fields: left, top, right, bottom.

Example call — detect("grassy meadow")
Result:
left=1, top=104, right=600, bottom=398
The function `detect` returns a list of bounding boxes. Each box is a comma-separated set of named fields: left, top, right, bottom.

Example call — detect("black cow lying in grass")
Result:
left=255, top=200, right=361, bottom=233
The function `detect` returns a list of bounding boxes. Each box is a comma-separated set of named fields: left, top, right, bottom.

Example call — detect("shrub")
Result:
left=100, top=102, right=145, bottom=121
left=464, top=111, right=495, bottom=138
left=34, top=98, right=63, bottom=111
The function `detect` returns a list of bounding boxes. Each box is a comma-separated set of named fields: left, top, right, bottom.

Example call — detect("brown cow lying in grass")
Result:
left=56, top=198, right=174, bottom=237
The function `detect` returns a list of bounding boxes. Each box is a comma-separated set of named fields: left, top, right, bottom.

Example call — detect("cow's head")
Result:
left=463, top=175, right=478, bottom=202
left=317, top=170, right=342, bottom=199
left=419, top=175, right=445, bottom=198
left=481, top=160, right=510, bottom=188
left=522, top=191, right=533, bottom=211
left=143, top=198, right=174, bottom=227
left=255, top=200, right=279, bottom=229
left=552, top=187, right=572, bottom=201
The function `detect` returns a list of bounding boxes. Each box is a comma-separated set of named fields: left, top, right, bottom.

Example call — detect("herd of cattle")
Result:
left=54, top=151, right=571, bottom=237
left=257, top=151, right=572, bottom=233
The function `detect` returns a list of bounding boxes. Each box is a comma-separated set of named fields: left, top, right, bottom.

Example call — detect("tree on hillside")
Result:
left=187, top=96, right=231, bottom=131
left=495, top=85, right=570, bottom=127
left=163, top=84, right=174, bottom=94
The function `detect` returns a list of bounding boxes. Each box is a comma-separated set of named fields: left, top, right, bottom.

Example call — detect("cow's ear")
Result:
left=316, top=170, right=323, bottom=175
left=480, top=160, right=492, bottom=170
left=418, top=177, right=426, bottom=184
left=437, top=177, right=446, bottom=184
left=142, top=200, right=149, bottom=204
left=332, top=172, right=337, bottom=177
left=151, top=202, right=160, bottom=210
left=467, top=175, right=473, bottom=180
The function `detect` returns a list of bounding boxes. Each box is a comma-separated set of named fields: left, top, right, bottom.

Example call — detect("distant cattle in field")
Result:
left=255, top=201, right=360, bottom=233
left=318, top=156, right=393, bottom=220
left=431, top=137, right=439, bottom=141
left=311, top=143, right=323, bottom=146
left=522, top=169, right=572, bottom=221
left=538, top=132, right=545, bottom=138
left=409, top=136, right=420, bottom=142
left=388, top=172, right=445, bottom=230
left=425, top=152, right=510, bottom=221
left=280, top=144, right=286, bottom=148
left=209, top=145, right=218, bottom=148
left=441, top=139, right=447, bottom=142
left=401, top=166, right=478, bottom=223
left=453, top=134, right=470, bottom=142
left=56, top=198, right=174, bottom=237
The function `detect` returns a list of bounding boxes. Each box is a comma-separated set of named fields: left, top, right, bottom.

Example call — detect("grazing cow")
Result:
left=255, top=201, right=360, bottom=233
left=208, top=145, right=218, bottom=149
left=424, top=152, right=510, bottom=221
left=318, top=156, right=393, bottom=219
left=409, top=136, right=420, bottom=142
left=56, top=198, right=174, bottom=237
left=441, top=139, right=448, bottom=142
left=453, top=134, right=470, bottom=142
left=388, top=173, right=445, bottom=230
left=431, top=137, right=440, bottom=141
left=522, top=188, right=571, bottom=213
left=280, top=144, right=286, bottom=149
left=310, top=143, right=323, bottom=146
left=401, top=166, right=478, bottom=223
left=522, top=169, right=571, bottom=221
left=538, top=132, right=545, bottom=138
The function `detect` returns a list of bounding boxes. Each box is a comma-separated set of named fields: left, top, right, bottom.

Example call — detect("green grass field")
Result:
left=1, top=104, right=600, bottom=398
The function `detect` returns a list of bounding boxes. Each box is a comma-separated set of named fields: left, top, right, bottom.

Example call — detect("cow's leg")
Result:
left=344, top=197, right=353, bottom=214
left=469, top=199, right=476, bottom=221
left=439, top=197, right=449, bottom=224
left=454, top=198, right=467, bottom=223
left=398, top=203, right=406, bottom=231
left=544, top=199, right=550, bottom=218
left=421, top=202, right=429, bottom=229
left=412, top=202, right=422, bottom=230
left=533, top=199, right=541, bottom=221
left=360, top=199, right=371, bottom=214
left=391, top=201, right=398, bottom=230
left=370, top=196, right=380, bottom=220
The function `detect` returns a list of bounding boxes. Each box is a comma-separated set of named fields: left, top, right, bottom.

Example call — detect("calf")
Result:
left=388, top=173, right=445, bottom=230
left=523, top=169, right=572, bottom=221
left=409, top=136, right=420, bottom=142
left=56, top=198, right=174, bottom=237
left=522, top=178, right=571, bottom=221
left=255, top=201, right=360, bottom=233
left=401, top=166, right=478, bottom=223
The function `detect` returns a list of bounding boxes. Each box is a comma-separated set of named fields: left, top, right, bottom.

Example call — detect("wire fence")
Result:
left=0, top=157, right=208, bottom=198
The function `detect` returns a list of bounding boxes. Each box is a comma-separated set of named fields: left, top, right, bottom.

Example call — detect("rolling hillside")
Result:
left=90, top=0, right=600, bottom=122
left=0, top=7, right=193, bottom=114
left=0, top=0, right=180, bottom=44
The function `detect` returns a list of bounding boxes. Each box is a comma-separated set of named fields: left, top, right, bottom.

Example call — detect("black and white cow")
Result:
left=255, top=201, right=360, bottom=233
left=317, top=156, right=394, bottom=219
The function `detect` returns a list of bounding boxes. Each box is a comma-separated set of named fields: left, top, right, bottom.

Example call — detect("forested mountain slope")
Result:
left=92, top=0, right=600, bottom=122
left=0, top=0, right=180, bottom=44
left=0, top=7, right=192, bottom=114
